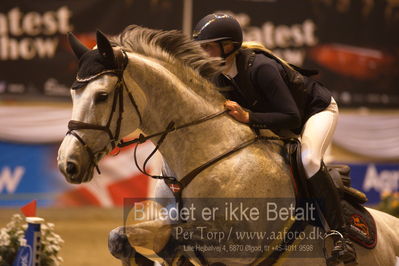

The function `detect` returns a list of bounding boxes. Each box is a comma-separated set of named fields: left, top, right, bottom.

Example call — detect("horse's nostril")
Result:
left=66, top=162, right=78, bottom=175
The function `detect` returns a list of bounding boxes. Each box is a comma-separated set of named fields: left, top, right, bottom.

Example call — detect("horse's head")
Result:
left=57, top=31, right=141, bottom=184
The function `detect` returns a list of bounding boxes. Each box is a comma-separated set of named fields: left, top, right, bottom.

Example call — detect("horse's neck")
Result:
left=125, top=52, right=254, bottom=177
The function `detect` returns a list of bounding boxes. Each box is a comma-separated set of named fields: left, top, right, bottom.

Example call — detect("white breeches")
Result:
left=301, top=97, right=339, bottom=177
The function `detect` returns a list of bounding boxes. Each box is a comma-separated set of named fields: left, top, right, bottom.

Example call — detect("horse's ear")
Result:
left=67, top=32, right=89, bottom=59
left=96, top=30, right=115, bottom=66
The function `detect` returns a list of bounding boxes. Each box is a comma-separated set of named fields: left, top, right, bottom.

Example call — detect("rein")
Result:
left=121, top=109, right=284, bottom=198
left=119, top=110, right=230, bottom=181
left=118, top=110, right=228, bottom=147
left=66, top=47, right=142, bottom=174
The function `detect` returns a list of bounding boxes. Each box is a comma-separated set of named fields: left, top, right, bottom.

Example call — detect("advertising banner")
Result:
left=193, top=0, right=399, bottom=108
left=0, top=0, right=182, bottom=102
left=348, top=163, right=399, bottom=205
left=1, top=139, right=396, bottom=207
left=2, top=0, right=398, bottom=107
left=0, top=141, right=162, bottom=207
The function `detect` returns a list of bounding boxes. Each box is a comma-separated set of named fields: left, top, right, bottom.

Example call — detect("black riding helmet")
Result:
left=193, top=13, right=243, bottom=58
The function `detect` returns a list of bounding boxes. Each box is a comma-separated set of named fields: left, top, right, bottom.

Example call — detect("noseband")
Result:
left=67, top=47, right=142, bottom=174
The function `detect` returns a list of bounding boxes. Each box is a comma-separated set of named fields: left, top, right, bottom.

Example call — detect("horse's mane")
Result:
left=110, top=25, right=224, bottom=81
left=110, top=25, right=227, bottom=107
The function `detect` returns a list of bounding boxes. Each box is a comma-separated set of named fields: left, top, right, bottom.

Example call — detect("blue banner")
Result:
left=0, top=141, right=69, bottom=206
left=1, top=141, right=398, bottom=207
left=347, top=163, right=399, bottom=205
left=0, top=141, right=156, bottom=208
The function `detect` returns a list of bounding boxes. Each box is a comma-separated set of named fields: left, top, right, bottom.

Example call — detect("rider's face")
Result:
left=200, top=42, right=221, bottom=57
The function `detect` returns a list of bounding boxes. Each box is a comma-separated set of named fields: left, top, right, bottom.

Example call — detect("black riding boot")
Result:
left=308, top=164, right=357, bottom=265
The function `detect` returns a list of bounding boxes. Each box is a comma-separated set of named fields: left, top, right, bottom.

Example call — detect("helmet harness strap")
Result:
left=217, top=40, right=239, bottom=59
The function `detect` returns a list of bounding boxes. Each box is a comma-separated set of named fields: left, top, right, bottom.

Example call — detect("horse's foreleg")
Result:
left=125, top=219, right=172, bottom=264
left=108, top=226, right=135, bottom=259
left=108, top=226, right=156, bottom=266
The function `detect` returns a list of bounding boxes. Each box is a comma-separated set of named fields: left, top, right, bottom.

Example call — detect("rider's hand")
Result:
left=224, top=100, right=250, bottom=123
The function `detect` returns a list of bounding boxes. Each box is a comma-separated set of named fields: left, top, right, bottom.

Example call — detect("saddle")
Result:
left=285, top=139, right=377, bottom=249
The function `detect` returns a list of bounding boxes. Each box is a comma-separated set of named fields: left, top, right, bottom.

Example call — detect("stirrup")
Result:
left=323, top=230, right=357, bottom=266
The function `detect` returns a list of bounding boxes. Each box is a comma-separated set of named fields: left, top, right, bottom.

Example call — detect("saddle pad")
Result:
left=341, top=200, right=377, bottom=249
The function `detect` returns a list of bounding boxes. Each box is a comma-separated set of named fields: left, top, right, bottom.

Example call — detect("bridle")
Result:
left=66, top=47, right=142, bottom=174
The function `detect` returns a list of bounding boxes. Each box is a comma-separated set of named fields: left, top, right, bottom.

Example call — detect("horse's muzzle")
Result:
left=58, top=159, right=93, bottom=184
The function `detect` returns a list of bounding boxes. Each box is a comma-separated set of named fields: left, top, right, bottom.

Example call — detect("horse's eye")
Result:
left=95, top=92, right=109, bottom=103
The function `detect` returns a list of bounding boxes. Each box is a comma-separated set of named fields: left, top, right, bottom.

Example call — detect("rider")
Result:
left=193, top=13, right=356, bottom=263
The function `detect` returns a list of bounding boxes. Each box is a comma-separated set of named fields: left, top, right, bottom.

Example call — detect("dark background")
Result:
left=1, top=0, right=398, bottom=107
